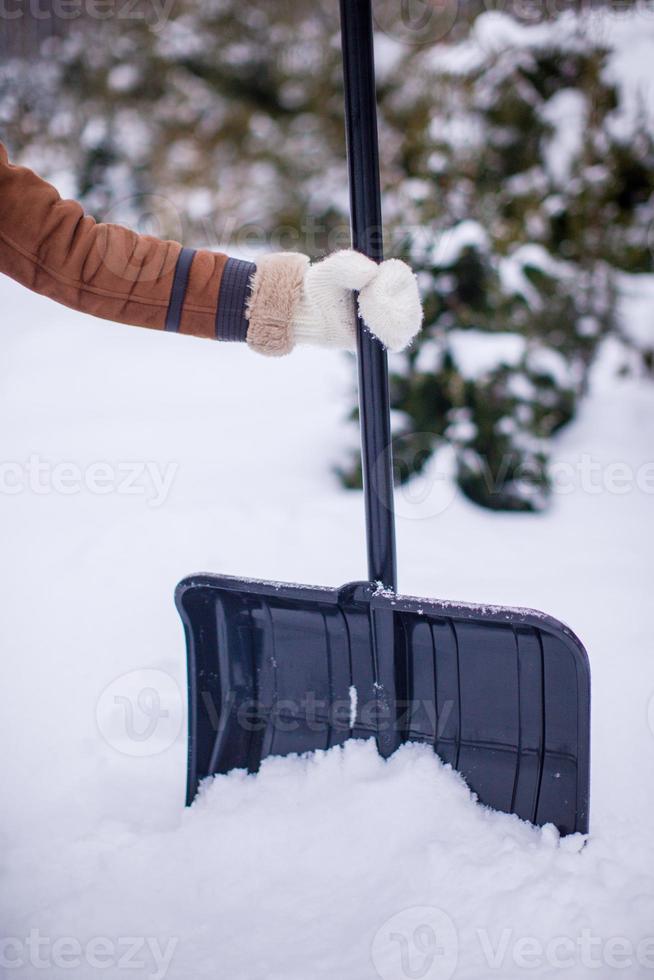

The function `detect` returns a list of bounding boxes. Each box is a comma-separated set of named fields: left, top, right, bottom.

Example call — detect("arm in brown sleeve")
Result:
left=0, top=141, right=257, bottom=341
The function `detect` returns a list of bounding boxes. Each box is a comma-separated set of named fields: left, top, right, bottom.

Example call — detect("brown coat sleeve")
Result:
left=0, top=141, right=229, bottom=339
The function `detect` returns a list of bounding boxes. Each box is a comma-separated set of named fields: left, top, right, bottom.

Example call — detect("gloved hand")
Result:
left=245, top=249, right=423, bottom=357
left=293, top=249, right=423, bottom=353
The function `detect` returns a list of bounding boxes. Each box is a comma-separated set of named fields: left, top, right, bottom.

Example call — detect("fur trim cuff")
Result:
left=245, top=252, right=309, bottom=357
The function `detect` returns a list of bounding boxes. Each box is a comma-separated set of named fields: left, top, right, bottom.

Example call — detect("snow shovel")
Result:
left=175, top=0, right=590, bottom=835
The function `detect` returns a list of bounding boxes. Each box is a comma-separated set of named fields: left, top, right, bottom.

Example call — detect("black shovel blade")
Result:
left=176, top=575, right=590, bottom=835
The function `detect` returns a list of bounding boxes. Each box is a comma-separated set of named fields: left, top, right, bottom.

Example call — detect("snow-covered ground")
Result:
left=1, top=275, right=653, bottom=979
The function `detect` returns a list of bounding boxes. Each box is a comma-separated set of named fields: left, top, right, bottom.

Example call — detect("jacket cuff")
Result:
left=215, top=256, right=256, bottom=341
left=245, top=252, right=309, bottom=357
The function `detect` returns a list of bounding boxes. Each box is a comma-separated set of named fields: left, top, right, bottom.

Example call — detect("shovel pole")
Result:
left=340, top=0, right=397, bottom=592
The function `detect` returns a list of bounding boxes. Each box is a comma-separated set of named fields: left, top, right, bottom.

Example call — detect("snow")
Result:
left=373, top=34, right=406, bottom=80
left=426, top=11, right=582, bottom=75
left=499, top=254, right=544, bottom=311
left=541, top=89, right=587, bottom=185
left=499, top=245, right=575, bottom=314
left=601, top=7, right=654, bottom=138
left=413, top=337, right=445, bottom=374
left=525, top=346, right=573, bottom=388
left=448, top=328, right=526, bottom=379
left=348, top=685, right=358, bottom=729
left=426, top=5, right=654, bottom=145
left=618, top=272, right=654, bottom=351
left=429, top=219, right=489, bottom=267
left=1, top=275, right=654, bottom=978
left=106, top=64, right=141, bottom=94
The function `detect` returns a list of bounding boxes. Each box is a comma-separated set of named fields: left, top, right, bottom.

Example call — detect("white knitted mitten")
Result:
left=292, top=249, right=423, bottom=353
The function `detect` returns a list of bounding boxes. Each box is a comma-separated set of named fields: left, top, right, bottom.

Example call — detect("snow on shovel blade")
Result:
left=176, top=574, right=590, bottom=835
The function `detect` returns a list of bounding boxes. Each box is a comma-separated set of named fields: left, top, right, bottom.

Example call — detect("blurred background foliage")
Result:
left=1, top=0, right=653, bottom=509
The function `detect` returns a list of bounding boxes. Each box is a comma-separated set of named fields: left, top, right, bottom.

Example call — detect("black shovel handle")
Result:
left=340, top=0, right=397, bottom=591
